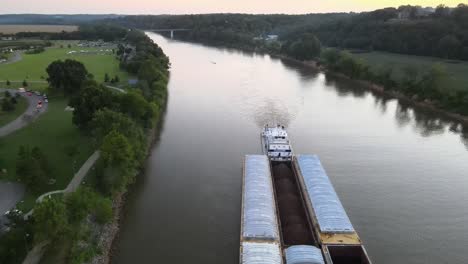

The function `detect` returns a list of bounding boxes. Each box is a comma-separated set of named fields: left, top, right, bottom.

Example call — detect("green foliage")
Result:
left=104, top=73, right=110, bottom=83
left=22, top=80, right=28, bottom=87
left=33, top=197, right=69, bottom=242
left=94, top=198, right=113, bottom=224
left=0, top=210, right=33, bottom=263
left=69, top=81, right=118, bottom=129
left=16, top=146, right=50, bottom=193
left=284, top=33, right=321, bottom=60
left=25, top=46, right=45, bottom=54
left=65, top=188, right=98, bottom=224
left=1, top=97, right=14, bottom=111
left=46, top=59, right=89, bottom=95
left=97, top=130, right=134, bottom=194
left=0, top=227, right=29, bottom=263
left=90, top=109, right=146, bottom=161
left=6, top=79, right=11, bottom=86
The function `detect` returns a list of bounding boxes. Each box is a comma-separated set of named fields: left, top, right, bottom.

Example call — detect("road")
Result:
left=0, top=182, right=25, bottom=233
left=0, top=88, right=48, bottom=137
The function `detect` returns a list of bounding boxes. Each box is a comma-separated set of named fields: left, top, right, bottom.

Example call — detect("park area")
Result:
left=0, top=39, right=130, bottom=211
left=0, top=97, right=94, bottom=211
left=0, top=96, right=27, bottom=127
left=0, top=40, right=130, bottom=90
left=352, top=51, right=468, bottom=93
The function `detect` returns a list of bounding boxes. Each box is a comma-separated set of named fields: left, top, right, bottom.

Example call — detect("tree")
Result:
left=22, top=80, right=28, bottom=87
left=65, top=188, right=97, bottom=224
left=119, top=91, right=154, bottom=126
left=90, top=109, right=141, bottom=143
left=104, top=73, right=110, bottom=83
left=69, top=81, right=117, bottom=129
left=6, top=80, right=10, bottom=86
left=90, top=108, right=146, bottom=160
left=98, top=130, right=135, bottom=194
left=286, top=33, right=321, bottom=60
left=46, top=59, right=89, bottom=95
left=101, top=130, right=133, bottom=167
left=114, top=75, right=120, bottom=83
left=438, top=35, right=461, bottom=59
left=15, top=146, right=50, bottom=193
left=1, top=98, right=14, bottom=111
left=435, top=4, right=450, bottom=17
left=33, top=198, right=68, bottom=242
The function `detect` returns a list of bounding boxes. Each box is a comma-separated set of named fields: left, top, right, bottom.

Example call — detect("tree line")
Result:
left=111, top=4, right=468, bottom=61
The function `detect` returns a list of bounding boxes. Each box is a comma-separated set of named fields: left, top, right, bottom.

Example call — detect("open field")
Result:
left=0, top=40, right=130, bottom=86
left=0, top=97, right=94, bottom=211
left=0, top=96, right=27, bottom=127
left=352, top=51, right=468, bottom=92
left=0, top=24, right=78, bottom=34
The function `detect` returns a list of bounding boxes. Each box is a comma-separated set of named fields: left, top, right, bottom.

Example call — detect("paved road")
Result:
left=0, top=182, right=25, bottom=233
left=105, top=85, right=127, bottom=94
left=0, top=89, right=48, bottom=137
left=0, top=51, right=22, bottom=65
left=36, top=151, right=101, bottom=203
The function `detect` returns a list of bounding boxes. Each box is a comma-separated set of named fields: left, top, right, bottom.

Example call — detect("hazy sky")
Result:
left=0, top=0, right=463, bottom=14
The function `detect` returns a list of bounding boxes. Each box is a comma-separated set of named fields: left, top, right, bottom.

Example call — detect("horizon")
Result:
left=0, top=1, right=463, bottom=15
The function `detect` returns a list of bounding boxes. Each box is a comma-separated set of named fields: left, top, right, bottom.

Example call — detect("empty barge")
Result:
left=240, top=126, right=372, bottom=264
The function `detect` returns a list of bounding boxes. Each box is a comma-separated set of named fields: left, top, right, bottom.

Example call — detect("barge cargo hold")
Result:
left=241, top=127, right=371, bottom=264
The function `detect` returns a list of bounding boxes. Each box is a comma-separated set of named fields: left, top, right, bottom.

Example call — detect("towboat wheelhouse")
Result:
left=261, top=125, right=293, bottom=162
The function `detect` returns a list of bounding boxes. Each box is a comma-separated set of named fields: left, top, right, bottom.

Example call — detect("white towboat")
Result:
left=261, top=125, right=293, bottom=162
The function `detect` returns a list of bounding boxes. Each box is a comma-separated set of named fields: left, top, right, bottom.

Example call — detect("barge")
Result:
left=240, top=125, right=372, bottom=264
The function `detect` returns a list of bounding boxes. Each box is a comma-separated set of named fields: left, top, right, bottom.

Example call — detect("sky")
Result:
left=0, top=0, right=463, bottom=15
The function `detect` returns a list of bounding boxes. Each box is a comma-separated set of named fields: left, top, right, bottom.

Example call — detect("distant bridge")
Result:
left=146, top=28, right=191, bottom=39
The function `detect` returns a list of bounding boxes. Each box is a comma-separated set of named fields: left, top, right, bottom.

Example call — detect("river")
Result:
left=113, top=33, right=468, bottom=264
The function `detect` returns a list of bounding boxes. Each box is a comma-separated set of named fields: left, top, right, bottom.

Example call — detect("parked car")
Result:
left=44, top=99, right=49, bottom=103
left=34, top=91, right=41, bottom=96
left=18, top=88, right=26, bottom=93
left=27, top=92, right=32, bottom=96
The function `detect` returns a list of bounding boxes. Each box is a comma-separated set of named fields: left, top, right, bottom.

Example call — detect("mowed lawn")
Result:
left=0, top=97, right=94, bottom=210
left=0, top=96, right=28, bottom=126
left=0, top=42, right=130, bottom=86
left=352, top=51, right=468, bottom=92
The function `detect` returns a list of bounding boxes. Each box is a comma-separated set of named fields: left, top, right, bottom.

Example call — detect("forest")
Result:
left=112, top=4, right=468, bottom=60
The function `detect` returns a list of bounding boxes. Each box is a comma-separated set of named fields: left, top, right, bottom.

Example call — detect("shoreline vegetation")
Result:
left=0, top=24, right=170, bottom=264
left=110, top=6, right=468, bottom=126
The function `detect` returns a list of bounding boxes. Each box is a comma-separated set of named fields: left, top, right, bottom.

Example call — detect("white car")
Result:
left=44, top=99, right=49, bottom=103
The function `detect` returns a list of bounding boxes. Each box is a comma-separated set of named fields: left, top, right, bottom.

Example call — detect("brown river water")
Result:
left=113, top=33, right=468, bottom=264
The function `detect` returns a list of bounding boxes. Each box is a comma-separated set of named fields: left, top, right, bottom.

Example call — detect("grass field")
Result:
left=0, top=96, right=27, bottom=126
left=0, top=41, right=130, bottom=87
left=0, top=24, right=78, bottom=34
left=0, top=97, right=94, bottom=211
left=352, top=51, right=468, bottom=92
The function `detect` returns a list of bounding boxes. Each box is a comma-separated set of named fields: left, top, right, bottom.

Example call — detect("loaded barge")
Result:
left=240, top=125, right=371, bottom=264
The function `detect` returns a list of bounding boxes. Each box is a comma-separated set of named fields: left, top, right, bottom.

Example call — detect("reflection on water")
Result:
left=322, top=72, right=468, bottom=145
left=114, top=33, right=468, bottom=264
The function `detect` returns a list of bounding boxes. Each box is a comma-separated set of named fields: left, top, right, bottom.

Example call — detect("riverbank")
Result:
left=268, top=51, right=468, bottom=127
left=90, top=104, right=166, bottom=264
left=167, top=36, right=468, bottom=128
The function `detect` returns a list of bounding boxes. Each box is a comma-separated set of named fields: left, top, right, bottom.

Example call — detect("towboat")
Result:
left=261, top=125, right=293, bottom=162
